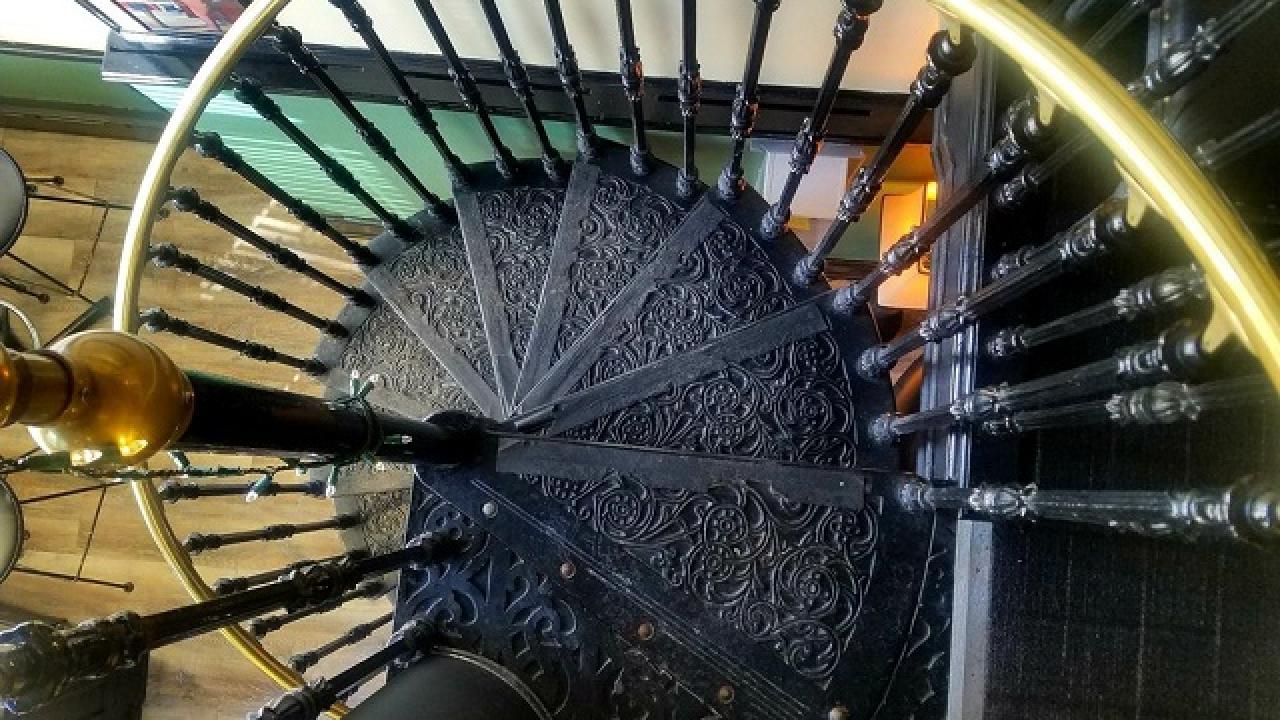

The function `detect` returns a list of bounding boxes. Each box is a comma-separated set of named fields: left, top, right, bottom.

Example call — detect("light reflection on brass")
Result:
left=931, top=0, right=1280, bottom=393
left=0, top=332, right=193, bottom=468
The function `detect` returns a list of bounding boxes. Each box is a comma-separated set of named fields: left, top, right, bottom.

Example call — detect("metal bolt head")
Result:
left=481, top=501, right=498, bottom=518
left=558, top=560, right=577, bottom=579
left=715, top=685, right=735, bottom=705
left=828, top=704, right=850, bottom=720
left=636, top=621, right=655, bottom=642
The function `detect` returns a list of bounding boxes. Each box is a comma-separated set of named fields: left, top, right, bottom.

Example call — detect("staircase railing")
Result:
left=0, top=0, right=1270, bottom=714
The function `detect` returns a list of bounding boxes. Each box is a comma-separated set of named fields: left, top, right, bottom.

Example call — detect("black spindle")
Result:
left=213, top=552, right=359, bottom=596
left=857, top=198, right=1163, bottom=378
left=249, top=580, right=386, bottom=637
left=833, top=96, right=1054, bottom=312
left=141, top=308, right=327, bottom=376
left=232, top=76, right=423, bottom=239
left=677, top=0, right=701, bottom=198
left=269, top=26, right=454, bottom=220
left=717, top=0, right=781, bottom=202
left=169, top=186, right=373, bottom=306
left=252, top=620, right=436, bottom=720
left=986, top=265, right=1206, bottom=360
left=614, top=0, right=652, bottom=175
left=901, top=475, right=1280, bottom=543
left=411, top=0, right=518, bottom=180
left=191, top=132, right=378, bottom=267
left=182, top=513, right=362, bottom=555
left=760, top=0, right=880, bottom=239
left=157, top=477, right=327, bottom=503
left=478, top=0, right=567, bottom=183
left=149, top=244, right=347, bottom=338
left=289, top=611, right=393, bottom=672
left=0, top=536, right=456, bottom=713
left=328, top=0, right=469, bottom=185
left=794, top=28, right=975, bottom=282
left=544, top=0, right=599, bottom=159
left=983, top=375, right=1274, bottom=435
left=993, top=0, right=1266, bottom=211
left=870, top=322, right=1208, bottom=444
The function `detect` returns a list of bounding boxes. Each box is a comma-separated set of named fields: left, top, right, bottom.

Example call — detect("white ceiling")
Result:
left=2, top=0, right=941, bottom=93
left=281, top=0, right=941, bottom=93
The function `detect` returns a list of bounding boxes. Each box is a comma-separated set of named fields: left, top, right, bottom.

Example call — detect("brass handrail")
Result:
left=111, top=0, right=349, bottom=712
left=931, top=0, right=1280, bottom=390
left=113, top=0, right=1280, bottom=704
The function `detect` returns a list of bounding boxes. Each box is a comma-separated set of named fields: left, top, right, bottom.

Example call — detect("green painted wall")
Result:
left=137, top=84, right=763, bottom=224
left=0, top=52, right=157, bottom=112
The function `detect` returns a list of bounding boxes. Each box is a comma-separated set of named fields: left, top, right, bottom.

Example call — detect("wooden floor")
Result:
left=0, top=125, right=395, bottom=718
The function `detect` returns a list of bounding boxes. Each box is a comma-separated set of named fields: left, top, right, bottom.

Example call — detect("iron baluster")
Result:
left=183, top=514, right=363, bottom=555
left=794, top=28, right=976, bottom=282
left=991, top=133, right=1091, bottom=212
left=994, top=0, right=1268, bottom=211
left=980, top=321, right=1206, bottom=411
left=249, top=580, right=386, bottom=637
left=190, top=132, right=378, bottom=267
left=168, top=185, right=372, bottom=306
left=997, top=103, right=1280, bottom=270
left=989, top=192, right=1133, bottom=281
left=410, top=0, right=517, bottom=180
left=857, top=200, right=1165, bottom=377
left=157, top=478, right=327, bottom=503
left=832, top=96, right=1054, bottom=313
left=213, top=552, right=360, bottom=596
left=982, top=375, right=1274, bottom=435
left=328, top=0, right=470, bottom=185
left=901, top=475, right=1280, bottom=543
left=759, top=0, right=880, bottom=240
left=1195, top=104, right=1280, bottom=173
left=141, top=308, right=328, bottom=376
left=544, top=0, right=599, bottom=158
left=251, top=620, right=436, bottom=720
left=477, top=0, right=567, bottom=183
left=870, top=322, right=1209, bottom=443
left=231, top=76, right=422, bottom=240
left=0, top=536, right=455, bottom=712
left=268, top=26, right=454, bottom=220
left=986, top=265, right=1207, bottom=360
left=289, top=611, right=393, bottom=672
left=148, top=244, right=347, bottom=338
left=716, top=0, right=782, bottom=202
left=677, top=0, right=701, bottom=198
left=615, top=0, right=653, bottom=175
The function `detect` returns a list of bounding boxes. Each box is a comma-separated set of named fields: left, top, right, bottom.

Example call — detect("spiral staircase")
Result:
left=0, top=0, right=1278, bottom=718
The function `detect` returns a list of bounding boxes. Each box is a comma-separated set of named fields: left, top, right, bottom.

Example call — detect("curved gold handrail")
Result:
left=112, top=0, right=348, bottom=712
left=931, top=0, right=1280, bottom=391
left=113, top=0, right=1280, bottom=702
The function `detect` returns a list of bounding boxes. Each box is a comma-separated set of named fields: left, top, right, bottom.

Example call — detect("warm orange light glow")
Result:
left=925, top=181, right=938, bottom=201
left=878, top=185, right=931, bottom=310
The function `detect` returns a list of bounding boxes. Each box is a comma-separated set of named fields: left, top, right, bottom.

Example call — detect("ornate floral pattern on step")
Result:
left=576, top=219, right=795, bottom=391
left=478, top=187, right=563, bottom=364
left=339, top=305, right=476, bottom=416
left=390, top=226, right=496, bottom=390
left=547, top=331, right=869, bottom=679
left=554, top=176, right=686, bottom=359
left=398, top=486, right=714, bottom=719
